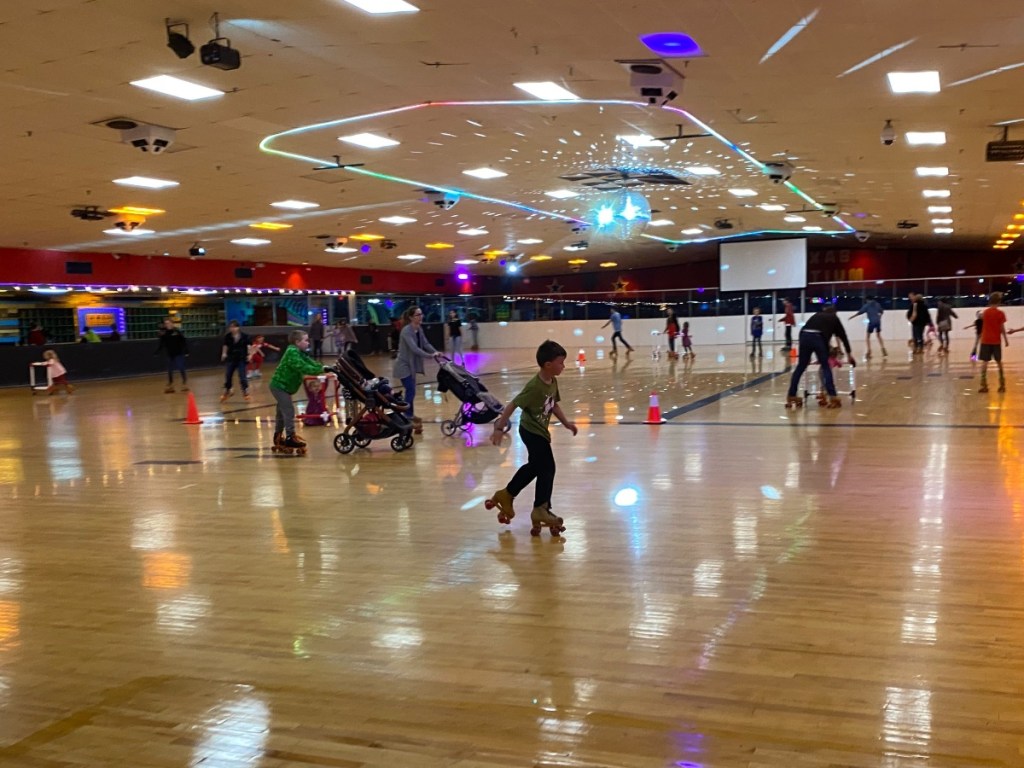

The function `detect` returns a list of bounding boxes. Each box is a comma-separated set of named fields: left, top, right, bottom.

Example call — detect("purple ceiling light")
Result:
left=640, top=32, right=703, bottom=58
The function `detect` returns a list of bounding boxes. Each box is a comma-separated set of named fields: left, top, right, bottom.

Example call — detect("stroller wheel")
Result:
left=402, top=433, right=414, bottom=449
left=440, top=420, right=457, bottom=437
left=353, top=433, right=372, bottom=449
left=333, top=434, right=354, bottom=454
left=390, top=434, right=410, bottom=452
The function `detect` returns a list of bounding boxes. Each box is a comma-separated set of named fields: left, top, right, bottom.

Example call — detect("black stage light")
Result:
left=200, top=38, right=241, bottom=70
left=166, top=21, right=195, bottom=59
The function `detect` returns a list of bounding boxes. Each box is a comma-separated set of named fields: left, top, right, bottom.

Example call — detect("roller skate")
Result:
left=164, top=384, right=175, bottom=393
left=220, top=389, right=233, bottom=402
left=816, top=393, right=828, bottom=408
left=825, top=396, right=843, bottom=409
left=243, top=391, right=252, bottom=402
left=280, top=434, right=307, bottom=455
left=530, top=504, right=565, bottom=538
left=998, top=377, right=1006, bottom=393
left=181, top=385, right=190, bottom=392
left=411, top=416, right=423, bottom=434
left=978, top=377, right=989, bottom=393
left=484, top=488, right=516, bottom=525
left=271, top=431, right=285, bottom=453
left=784, top=396, right=803, bottom=409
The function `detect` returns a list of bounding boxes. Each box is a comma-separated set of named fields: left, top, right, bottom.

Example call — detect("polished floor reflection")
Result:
left=1, top=340, right=1023, bottom=767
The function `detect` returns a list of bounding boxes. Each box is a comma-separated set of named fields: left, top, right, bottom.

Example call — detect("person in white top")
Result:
left=42, top=349, right=74, bottom=395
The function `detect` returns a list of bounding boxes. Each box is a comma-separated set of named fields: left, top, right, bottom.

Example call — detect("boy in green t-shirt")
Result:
left=269, top=330, right=333, bottom=454
left=486, top=340, right=578, bottom=537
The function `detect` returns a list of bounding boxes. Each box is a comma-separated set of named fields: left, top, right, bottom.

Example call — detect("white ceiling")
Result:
left=3, top=0, right=1024, bottom=277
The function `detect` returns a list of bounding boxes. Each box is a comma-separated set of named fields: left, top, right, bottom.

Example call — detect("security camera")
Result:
left=424, top=190, right=459, bottom=210
left=120, top=124, right=176, bottom=154
left=113, top=214, right=145, bottom=230
left=854, top=231, right=870, bottom=243
left=763, top=161, right=794, bottom=184
left=880, top=119, right=895, bottom=146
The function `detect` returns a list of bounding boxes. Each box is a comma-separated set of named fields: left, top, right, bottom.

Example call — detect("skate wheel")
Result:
left=440, top=420, right=457, bottom=437
left=484, top=499, right=495, bottom=510
left=530, top=527, right=541, bottom=537
left=551, top=527, right=564, bottom=538
left=297, top=448, right=307, bottom=455
left=497, top=513, right=510, bottom=525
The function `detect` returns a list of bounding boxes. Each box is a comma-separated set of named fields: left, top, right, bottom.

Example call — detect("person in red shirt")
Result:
left=977, top=292, right=1009, bottom=393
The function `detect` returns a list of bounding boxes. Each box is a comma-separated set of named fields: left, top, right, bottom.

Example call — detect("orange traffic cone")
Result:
left=644, top=391, right=666, bottom=424
left=789, top=347, right=798, bottom=359
left=577, top=348, right=586, bottom=366
left=183, top=391, right=203, bottom=425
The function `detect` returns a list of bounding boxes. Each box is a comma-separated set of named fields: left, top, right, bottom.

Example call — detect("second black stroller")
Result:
left=330, top=349, right=413, bottom=453
left=436, top=361, right=509, bottom=436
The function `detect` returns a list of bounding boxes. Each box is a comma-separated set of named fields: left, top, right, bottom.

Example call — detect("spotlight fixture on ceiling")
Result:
left=880, top=119, right=896, bottom=146
left=165, top=20, right=195, bottom=58
left=200, top=13, right=241, bottom=70
left=188, top=243, right=206, bottom=256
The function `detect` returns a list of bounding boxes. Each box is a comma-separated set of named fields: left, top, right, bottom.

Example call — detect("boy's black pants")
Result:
left=507, top=428, right=555, bottom=509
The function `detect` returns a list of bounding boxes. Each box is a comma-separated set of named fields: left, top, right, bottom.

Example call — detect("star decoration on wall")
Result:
left=612, top=278, right=629, bottom=293
left=548, top=280, right=563, bottom=293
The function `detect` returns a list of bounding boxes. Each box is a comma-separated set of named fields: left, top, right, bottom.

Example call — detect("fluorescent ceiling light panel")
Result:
left=922, top=190, right=951, bottom=198
left=933, top=227, right=954, bottom=234
left=927, top=206, right=952, bottom=213
left=457, top=228, right=488, bottom=236
left=462, top=167, right=507, bottom=179
left=784, top=215, right=806, bottom=223
left=339, top=132, right=399, bottom=148
left=760, top=204, right=786, bottom=211
left=931, top=218, right=954, bottom=225
left=544, top=189, right=578, bottom=199
left=905, top=131, right=946, bottom=145
left=103, top=228, right=155, bottom=236
left=425, top=242, right=454, bottom=249
left=108, top=206, right=165, bottom=216
left=271, top=200, right=319, bottom=210
left=337, top=0, right=419, bottom=14
left=397, top=254, right=426, bottom=260
left=760, top=8, right=818, bottom=64
left=113, top=176, right=179, bottom=189
left=600, top=261, right=618, bottom=268
left=838, top=38, right=916, bottom=78
left=529, top=255, right=552, bottom=261
left=681, top=228, right=703, bottom=235
left=249, top=222, right=292, bottom=230
left=802, top=226, right=823, bottom=232
left=728, top=188, right=757, bottom=197
left=517, top=237, right=544, bottom=244
left=379, top=215, right=417, bottom=224
left=325, top=245, right=357, bottom=253
left=231, top=238, right=271, bottom=246
left=684, top=166, right=720, bottom=175
left=130, top=75, right=224, bottom=101
left=617, top=134, right=666, bottom=149
left=454, top=259, right=478, bottom=265
left=948, top=60, right=1024, bottom=88
left=647, top=220, right=674, bottom=227
left=514, top=82, right=579, bottom=101
left=916, top=166, right=949, bottom=177
left=887, top=71, right=941, bottom=94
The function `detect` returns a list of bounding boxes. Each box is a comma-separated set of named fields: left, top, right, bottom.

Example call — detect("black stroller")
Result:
left=330, top=350, right=414, bottom=453
left=436, top=361, right=509, bottom=436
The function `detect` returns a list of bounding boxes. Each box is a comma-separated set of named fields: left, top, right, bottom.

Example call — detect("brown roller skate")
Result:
left=825, top=396, right=842, bottom=409
left=785, top=396, right=803, bottom=409
left=271, top=431, right=287, bottom=453
left=816, top=393, right=828, bottom=408
left=530, top=504, right=565, bottom=538
left=484, top=488, right=515, bottom=525
left=219, top=388, right=233, bottom=403
left=281, top=434, right=307, bottom=455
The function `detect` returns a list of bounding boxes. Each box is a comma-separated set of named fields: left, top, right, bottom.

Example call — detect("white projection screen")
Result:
left=719, top=239, right=808, bottom=292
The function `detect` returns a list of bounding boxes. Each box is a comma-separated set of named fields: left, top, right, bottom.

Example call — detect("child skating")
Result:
left=976, top=292, right=1009, bottom=393
left=486, top=340, right=578, bottom=537
left=681, top=321, right=694, bottom=358
left=247, top=335, right=279, bottom=379
left=220, top=320, right=251, bottom=402
left=42, top=350, right=74, bottom=395
left=269, top=330, right=333, bottom=454
left=749, top=307, right=763, bottom=358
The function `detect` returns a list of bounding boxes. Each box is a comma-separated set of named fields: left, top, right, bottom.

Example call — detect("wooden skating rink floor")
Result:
left=2, top=340, right=1024, bottom=767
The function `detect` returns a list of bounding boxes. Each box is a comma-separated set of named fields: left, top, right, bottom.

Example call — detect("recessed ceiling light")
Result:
left=271, top=200, right=319, bottom=210
left=130, top=75, right=224, bottom=101
left=905, top=131, right=946, bottom=146
left=802, top=226, right=823, bottom=232
left=113, top=176, right=179, bottom=189
left=379, top=215, right=417, bottom=225
left=529, top=255, right=552, bottom=261
left=887, top=71, right=941, bottom=94
left=639, top=32, right=703, bottom=58
left=231, top=238, right=271, bottom=246
left=108, top=206, right=166, bottom=216
left=338, top=0, right=418, bottom=13
left=927, top=206, right=953, bottom=213
left=922, top=190, right=951, bottom=198
left=599, top=261, right=618, bottom=268
left=517, top=237, right=544, bottom=244
left=684, top=166, right=720, bottom=175
left=339, top=132, right=400, bottom=148
left=513, top=81, right=580, bottom=101
left=349, top=233, right=385, bottom=241
left=647, top=220, right=674, bottom=227
left=249, top=222, right=293, bottom=230
left=728, top=189, right=757, bottom=197
left=463, top=167, right=507, bottom=179
left=760, top=204, right=786, bottom=211
left=325, top=245, right=357, bottom=253
left=103, top=228, right=155, bottom=236
left=916, top=166, right=949, bottom=176
left=544, top=189, right=578, bottom=199
left=483, top=250, right=509, bottom=257
left=784, top=215, right=806, bottom=223
left=426, top=242, right=454, bottom=249
left=617, top=134, right=666, bottom=149
left=457, top=228, right=488, bottom=236
left=563, top=245, right=587, bottom=252
left=567, top=258, right=588, bottom=265
left=931, top=218, right=954, bottom=225
left=933, top=227, right=954, bottom=234
left=454, top=259, right=478, bottom=265
left=397, top=254, right=426, bottom=260
left=681, top=228, right=702, bottom=235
